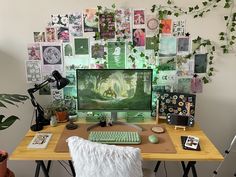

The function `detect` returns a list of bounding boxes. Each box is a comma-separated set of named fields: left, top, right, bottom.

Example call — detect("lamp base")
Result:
left=40, top=118, right=50, bottom=126
left=31, top=123, right=43, bottom=131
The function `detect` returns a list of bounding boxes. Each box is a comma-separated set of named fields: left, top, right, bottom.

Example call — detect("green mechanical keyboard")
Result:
left=88, top=131, right=141, bottom=145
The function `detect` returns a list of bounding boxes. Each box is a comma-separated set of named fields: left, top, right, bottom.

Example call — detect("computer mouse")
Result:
left=148, top=134, right=159, bottom=144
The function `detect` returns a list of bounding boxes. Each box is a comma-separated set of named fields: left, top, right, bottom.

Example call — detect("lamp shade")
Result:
left=52, top=70, right=70, bottom=89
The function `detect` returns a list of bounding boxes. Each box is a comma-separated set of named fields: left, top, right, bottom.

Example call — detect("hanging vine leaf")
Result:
left=0, top=115, right=19, bottom=130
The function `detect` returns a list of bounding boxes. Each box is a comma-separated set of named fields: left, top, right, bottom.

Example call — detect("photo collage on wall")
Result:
left=25, top=6, right=208, bottom=116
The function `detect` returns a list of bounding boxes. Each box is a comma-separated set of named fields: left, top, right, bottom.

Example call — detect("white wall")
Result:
left=0, top=0, right=236, bottom=176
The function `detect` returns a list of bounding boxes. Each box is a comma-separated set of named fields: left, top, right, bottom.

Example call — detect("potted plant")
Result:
left=45, top=99, right=69, bottom=123
left=0, top=94, right=28, bottom=177
left=98, top=113, right=107, bottom=127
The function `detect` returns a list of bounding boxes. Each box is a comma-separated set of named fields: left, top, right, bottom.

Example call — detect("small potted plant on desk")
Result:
left=46, top=99, right=69, bottom=123
left=98, top=113, right=107, bottom=127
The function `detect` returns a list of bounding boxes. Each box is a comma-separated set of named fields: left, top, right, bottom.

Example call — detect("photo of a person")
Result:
left=83, top=8, right=98, bottom=32
left=133, top=28, right=146, bottom=47
left=134, top=10, right=145, bottom=25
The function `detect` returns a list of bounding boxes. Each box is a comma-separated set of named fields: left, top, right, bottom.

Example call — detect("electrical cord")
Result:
left=163, top=161, right=168, bottom=177
left=58, top=161, right=73, bottom=176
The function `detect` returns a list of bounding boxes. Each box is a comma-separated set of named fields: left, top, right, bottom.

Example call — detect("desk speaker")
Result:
left=166, top=114, right=194, bottom=127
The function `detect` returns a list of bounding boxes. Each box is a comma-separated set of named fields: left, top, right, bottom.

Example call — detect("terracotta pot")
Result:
left=55, top=111, right=68, bottom=123
left=0, top=157, right=7, bottom=177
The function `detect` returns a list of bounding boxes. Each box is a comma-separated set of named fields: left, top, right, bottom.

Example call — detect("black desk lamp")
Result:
left=28, top=70, right=70, bottom=131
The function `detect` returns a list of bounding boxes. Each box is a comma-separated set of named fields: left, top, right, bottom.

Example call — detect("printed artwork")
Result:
left=42, top=45, right=62, bottom=65
left=74, top=38, right=89, bottom=55
left=52, top=89, right=63, bottom=101
left=161, top=19, right=172, bottom=34
left=108, top=42, right=126, bottom=69
left=177, top=59, right=194, bottom=76
left=64, top=87, right=77, bottom=99
left=39, top=75, right=51, bottom=95
left=159, top=57, right=176, bottom=71
left=51, top=14, right=69, bottom=27
left=83, top=9, right=98, bottom=32
left=33, top=32, right=45, bottom=42
left=177, top=37, right=190, bottom=55
left=145, top=50, right=157, bottom=67
left=115, top=8, right=132, bottom=41
left=146, top=14, right=158, bottom=36
left=69, top=25, right=83, bottom=37
left=27, top=43, right=41, bottom=60
left=57, top=27, right=70, bottom=42
left=45, top=27, right=56, bottom=42
left=26, top=60, right=42, bottom=83
left=66, top=72, right=76, bottom=86
left=194, top=54, right=207, bottom=73
left=64, top=56, right=89, bottom=71
left=159, top=36, right=177, bottom=57
left=69, top=12, right=83, bottom=25
left=172, top=20, right=185, bottom=36
left=91, top=44, right=105, bottom=59
left=133, top=9, right=145, bottom=28
left=99, top=13, right=116, bottom=39
left=178, top=78, right=192, bottom=93
left=63, top=43, right=73, bottom=57
left=133, top=28, right=146, bottom=47
left=146, top=37, right=158, bottom=50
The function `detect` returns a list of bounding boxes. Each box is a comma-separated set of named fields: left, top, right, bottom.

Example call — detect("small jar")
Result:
left=50, top=116, right=57, bottom=127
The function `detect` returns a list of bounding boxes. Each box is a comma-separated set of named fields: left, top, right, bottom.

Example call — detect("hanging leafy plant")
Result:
left=0, top=94, right=28, bottom=130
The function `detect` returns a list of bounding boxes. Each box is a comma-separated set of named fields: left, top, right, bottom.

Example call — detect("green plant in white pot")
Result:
left=0, top=94, right=28, bottom=177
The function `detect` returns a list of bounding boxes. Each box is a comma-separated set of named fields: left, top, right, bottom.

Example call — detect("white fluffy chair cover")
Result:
left=67, top=136, right=143, bottom=177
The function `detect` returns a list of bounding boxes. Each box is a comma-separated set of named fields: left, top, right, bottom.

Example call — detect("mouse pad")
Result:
left=55, top=124, right=176, bottom=154
left=181, top=136, right=201, bottom=151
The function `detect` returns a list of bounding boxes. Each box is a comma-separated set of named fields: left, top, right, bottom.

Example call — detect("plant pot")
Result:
left=0, top=152, right=14, bottom=177
left=55, top=111, right=68, bottom=123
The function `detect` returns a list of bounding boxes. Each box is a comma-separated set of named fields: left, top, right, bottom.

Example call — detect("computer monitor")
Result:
left=76, top=69, right=153, bottom=120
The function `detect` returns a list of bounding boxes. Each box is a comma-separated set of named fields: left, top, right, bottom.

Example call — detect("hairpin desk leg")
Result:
left=35, top=160, right=51, bottom=177
left=182, top=161, right=197, bottom=177
left=68, top=160, right=76, bottom=177
left=154, top=161, right=162, bottom=173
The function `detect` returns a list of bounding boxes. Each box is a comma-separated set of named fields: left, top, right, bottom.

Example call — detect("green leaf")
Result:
left=202, top=77, right=209, bottom=84
left=223, top=48, right=229, bottom=53
left=133, top=48, right=137, bottom=53
left=230, top=41, right=234, bottom=45
left=0, top=115, right=19, bottom=130
left=97, top=6, right=102, bottom=11
left=194, top=15, right=198, bottom=18
left=189, top=7, right=194, bottom=12
left=174, top=13, right=179, bottom=17
left=232, top=36, right=236, bottom=40
left=224, top=16, right=229, bottom=20
left=140, top=52, right=145, bottom=57
left=167, top=11, right=172, bottom=15
left=230, top=28, right=235, bottom=32
left=220, top=36, right=225, bottom=40
left=224, top=3, right=230, bottom=8
left=209, top=61, right=213, bottom=65
left=208, top=72, right=213, bottom=76
left=111, top=4, right=116, bottom=9
left=194, top=5, right=199, bottom=10
left=202, top=1, right=208, bottom=6
left=209, top=67, right=214, bottom=71
left=151, top=5, right=156, bottom=13
left=167, top=0, right=172, bottom=4
left=212, top=46, right=215, bottom=51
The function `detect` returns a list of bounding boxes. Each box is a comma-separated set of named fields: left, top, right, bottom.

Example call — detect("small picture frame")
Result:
left=184, top=135, right=199, bottom=149
left=27, top=133, right=52, bottom=149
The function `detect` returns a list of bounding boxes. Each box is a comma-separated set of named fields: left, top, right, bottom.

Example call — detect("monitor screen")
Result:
left=76, top=69, right=153, bottom=111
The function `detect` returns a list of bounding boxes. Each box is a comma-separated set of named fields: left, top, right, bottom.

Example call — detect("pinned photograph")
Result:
left=115, top=8, right=131, bottom=41
left=66, top=72, right=76, bottom=86
left=177, top=59, right=194, bottom=76
left=33, top=32, right=45, bottom=42
left=63, top=43, right=73, bottom=57
left=108, top=42, right=126, bottom=69
left=177, top=78, right=192, bottom=93
left=26, top=60, right=42, bottom=83
left=46, top=27, right=56, bottom=42
left=83, top=8, right=98, bottom=32
left=145, top=50, right=157, bottom=68
left=57, top=27, right=70, bottom=42
left=159, top=36, right=177, bottom=57
left=185, top=136, right=199, bottom=149
left=27, top=43, right=41, bottom=60
left=172, top=20, right=185, bottom=37
left=42, top=44, right=62, bottom=65
left=161, top=19, right=172, bottom=34
left=177, top=37, right=190, bottom=55
left=64, top=87, right=77, bottom=99
left=146, top=14, right=158, bottom=36
left=159, top=57, right=176, bottom=71
left=51, top=14, right=69, bottom=27
left=91, top=43, right=105, bottom=59
left=157, top=71, right=177, bottom=86
left=194, top=54, right=207, bottom=73
left=69, top=12, right=83, bottom=25
left=69, top=25, right=83, bottom=37
left=52, top=89, right=63, bottom=101
left=64, top=56, right=89, bottom=71
left=133, top=28, right=146, bottom=47
left=99, top=13, right=116, bottom=39
left=133, top=9, right=145, bottom=28
left=146, top=37, right=158, bottom=50
left=74, top=38, right=89, bottom=55
left=39, top=75, right=51, bottom=95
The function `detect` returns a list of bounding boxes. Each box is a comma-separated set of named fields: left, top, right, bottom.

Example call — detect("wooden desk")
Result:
left=10, top=121, right=223, bottom=177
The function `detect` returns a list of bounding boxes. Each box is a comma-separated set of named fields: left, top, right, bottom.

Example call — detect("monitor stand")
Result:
left=86, top=112, right=143, bottom=132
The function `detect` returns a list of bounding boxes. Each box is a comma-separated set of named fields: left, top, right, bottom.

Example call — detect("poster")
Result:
left=99, top=13, right=116, bottom=39
left=26, top=60, right=42, bottom=83
left=63, top=87, right=77, bottom=99
left=64, top=56, right=89, bottom=71
left=177, top=37, right=190, bottom=55
left=83, top=8, right=98, bottom=32
left=57, top=27, right=70, bottom=42
left=69, top=25, right=83, bottom=37
left=146, top=37, right=158, bottom=50
left=27, top=43, right=41, bottom=60
left=108, top=42, right=126, bottom=69
left=133, top=28, right=146, bottom=47
left=91, top=43, right=105, bottom=59
left=69, top=12, right=83, bottom=25
left=159, top=36, right=177, bottom=57
left=42, top=44, right=62, bottom=65
left=177, top=59, right=194, bottom=76
left=161, top=19, right=172, bottom=34
left=45, top=27, right=56, bottom=42
left=194, top=54, right=207, bottom=73
left=63, top=43, right=73, bottom=57
left=145, top=14, right=158, bottom=36
left=66, top=72, right=76, bottom=86
left=33, top=32, right=45, bottom=42
left=133, top=9, right=145, bottom=29
left=115, top=8, right=132, bottom=41
left=51, top=14, right=69, bottom=27
left=177, top=78, right=192, bottom=93
left=74, top=38, right=89, bottom=55
left=159, top=57, right=176, bottom=70
left=145, top=50, right=157, bottom=68
left=172, top=20, right=185, bottom=36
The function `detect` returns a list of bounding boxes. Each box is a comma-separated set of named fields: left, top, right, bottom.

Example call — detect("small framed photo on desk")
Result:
left=27, top=133, right=52, bottom=149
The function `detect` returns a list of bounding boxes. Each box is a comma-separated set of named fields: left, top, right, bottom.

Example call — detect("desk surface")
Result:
left=10, top=120, right=223, bottom=161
